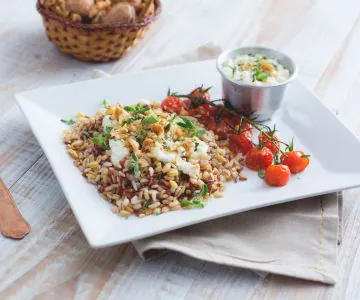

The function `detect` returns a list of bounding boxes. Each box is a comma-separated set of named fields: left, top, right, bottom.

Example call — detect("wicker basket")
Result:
left=37, top=0, right=161, bottom=62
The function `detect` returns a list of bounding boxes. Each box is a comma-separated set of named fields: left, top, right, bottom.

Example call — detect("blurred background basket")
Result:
left=37, top=0, right=161, bottom=62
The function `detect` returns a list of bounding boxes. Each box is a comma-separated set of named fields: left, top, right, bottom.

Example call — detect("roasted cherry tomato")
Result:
left=281, top=151, right=310, bottom=174
left=184, top=103, right=216, bottom=117
left=240, top=121, right=253, bottom=137
left=245, top=147, right=274, bottom=171
left=264, top=164, right=291, bottom=187
left=161, top=96, right=183, bottom=114
left=208, top=118, right=234, bottom=138
left=190, top=87, right=211, bottom=101
left=185, top=108, right=199, bottom=116
left=197, top=104, right=217, bottom=117
left=229, top=133, right=254, bottom=154
left=258, top=132, right=280, bottom=155
left=197, top=114, right=229, bottom=138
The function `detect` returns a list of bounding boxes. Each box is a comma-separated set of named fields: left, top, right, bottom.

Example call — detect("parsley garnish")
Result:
left=192, top=199, right=205, bottom=208
left=129, top=152, right=140, bottom=176
left=164, top=123, right=171, bottom=132
left=196, top=129, right=205, bottom=136
left=142, top=115, right=158, bottom=124
left=177, top=117, right=196, bottom=130
left=200, top=183, right=208, bottom=196
left=61, top=118, right=75, bottom=125
left=165, top=115, right=176, bottom=132
left=124, top=103, right=150, bottom=114
left=180, top=199, right=205, bottom=208
left=83, top=131, right=91, bottom=138
left=194, top=142, right=199, bottom=152
left=252, top=65, right=268, bottom=82
left=135, top=127, right=150, bottom=144
left=91, top=126, right=112, bottom=150
left=177, top=117, right=204, bottom=137
left=122, top=115, right=141, bottom=125
left=144, top=200, right=153, bottom=208
left=124, top=106, right=135, bottom=112
left=103, top=99, right=109, bottom=108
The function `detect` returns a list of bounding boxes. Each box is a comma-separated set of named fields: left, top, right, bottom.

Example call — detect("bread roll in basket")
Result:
left=37, top=0, right=161, bottom=62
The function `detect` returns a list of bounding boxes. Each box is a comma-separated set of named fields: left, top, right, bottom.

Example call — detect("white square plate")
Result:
left=16, top=60, right=360, bottom=248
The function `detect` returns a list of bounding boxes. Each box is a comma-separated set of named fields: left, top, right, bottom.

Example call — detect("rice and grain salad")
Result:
left=63, top=100, right=244, bottom=218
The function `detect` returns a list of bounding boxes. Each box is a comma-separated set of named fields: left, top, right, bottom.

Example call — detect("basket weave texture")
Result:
left=37, top=0, right=161, bottom=62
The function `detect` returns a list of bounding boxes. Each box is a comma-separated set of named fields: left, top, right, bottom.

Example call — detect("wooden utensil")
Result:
left=0, top=178, right=30, bottom=239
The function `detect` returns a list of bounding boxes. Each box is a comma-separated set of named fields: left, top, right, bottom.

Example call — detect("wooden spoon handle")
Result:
left=0, top=179, right=30, bottom=239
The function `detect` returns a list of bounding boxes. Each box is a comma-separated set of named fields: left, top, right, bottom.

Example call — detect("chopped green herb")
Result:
left=256, top=73, right=268, bottom=82
left=232, top=66, right=236, bottom=77
left=192, top=200, right=205, bottom=208
left=138, top=107, right=150, bottom=114
left=201, top=183, right=208, bottom=196
left=124, top=106, right=135, bottom=112
left=122, top=115, right=141, bottom=125
left=129, top=152, right=140, bottom=176
left=142, top=115, right=158, bottom=124
left=180, top=200, right=192, bottom=207
left=164, top=123, right=172, bottom=132
left=104, top=126, right=112, bottom=135
left=196, top=129, right=205, bottom=136
left=91, top=126, right=112, bottom=150
left=124, top=104, right=150, bottom=115
left=194, top=142, right=199, bottom=152
left=301, top=154, right=311, bottom=159
left=177, top=117, right=204, bottom=137
left=135, top=127, right=150, bottom=144
left=252, top=65, right=269, bottom=82
left=177, top=117, right=196, bottom=130
left=165, top=115, right=177, bottom=132
left=103, top=99, right=109, bottom=109
left=180, top=199, right=205, bottom=208
left=61, top=118, right=75, bottom=125
left=83, top=131, right=91, bottom=138
left=144, top=200, right=153, bottom=208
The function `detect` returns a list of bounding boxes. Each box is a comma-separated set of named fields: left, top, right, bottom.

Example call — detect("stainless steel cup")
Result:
left=216, top=47, right=298, bottom=121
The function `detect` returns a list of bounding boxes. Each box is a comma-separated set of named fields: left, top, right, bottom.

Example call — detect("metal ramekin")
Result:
left=216, top=47, right=298, bottom=121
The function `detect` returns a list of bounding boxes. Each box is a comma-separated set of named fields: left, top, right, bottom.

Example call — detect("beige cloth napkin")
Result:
left=92, top=43, right=342, bottom=284
left=134, top=193, right=340, bottom=284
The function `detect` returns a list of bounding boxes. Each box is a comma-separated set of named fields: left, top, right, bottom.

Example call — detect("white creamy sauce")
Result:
left=175, top=157, right=200, bottom=176
left=222, top=54, right=290, bottom=85
left=153, top=146, right=176, bottom=164
left=192, top=139, right=210, bottom=160
left=153, top=145, right=200, bottom=176
left=109, top=139, right=129, bottom=167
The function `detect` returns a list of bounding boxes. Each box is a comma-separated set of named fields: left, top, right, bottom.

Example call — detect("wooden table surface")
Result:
left=2, top=0, right=360, bottom=299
